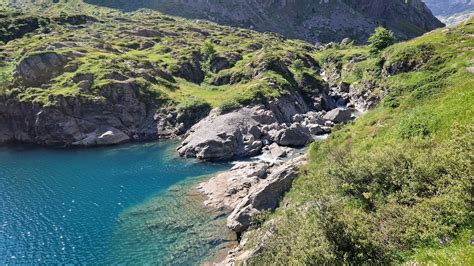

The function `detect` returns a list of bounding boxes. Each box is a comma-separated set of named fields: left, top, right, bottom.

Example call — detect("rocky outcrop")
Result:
left=0, top=79, right=159, bottom=147
left=322, top=55, right=382, bottom=113
left=171, top=52, right=205, bottom=84
left=383, top=44, right=435, bottom=77
left=176, top=88, right=349, bottom=161
left=227, top=155, right=306, bottom=233
left=156, top=103, right=212, bottom=139
left=273, top=123, right=312, bottom=146
left=198, top=150, right=306, bottom=236
left=177, top=108, right=267, bottom=161
left=348, top=82, right=382, bottom=112
left=198, top=162, right=270, bottom=210
left=14, top=52, right=68, bottom=87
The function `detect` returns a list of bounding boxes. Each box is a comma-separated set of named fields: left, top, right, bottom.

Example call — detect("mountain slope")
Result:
left=72, top=0, right=444, bottom=43
left=424, top=0, right=473, bottom=16
left=240, top=18, right=474, bottom=264
left=0, top=2, right=334, bottom=146
left=424, top=0, right=474, bottom=25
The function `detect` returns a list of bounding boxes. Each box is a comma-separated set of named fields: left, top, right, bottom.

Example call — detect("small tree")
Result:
left=200, top=40, right=216, bottom=61
left=200, top=40, right=217, bottom=74
left=368, top=27, right=396, bottom=55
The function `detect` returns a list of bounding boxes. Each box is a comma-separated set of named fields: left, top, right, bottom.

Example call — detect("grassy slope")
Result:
left=248, top=19, right=474, bottom=264
left=0, top=0, right=319, bottom=113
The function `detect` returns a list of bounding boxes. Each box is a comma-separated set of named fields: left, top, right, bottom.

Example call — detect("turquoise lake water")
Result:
left=0, top=142, right=233, bottom=264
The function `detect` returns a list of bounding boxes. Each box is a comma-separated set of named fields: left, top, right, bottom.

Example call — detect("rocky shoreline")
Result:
left=180, top=95, right=363, bottom=264
left=0, top=35, right=378, bottom=265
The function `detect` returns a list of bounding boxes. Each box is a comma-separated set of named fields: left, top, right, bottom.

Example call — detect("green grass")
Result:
left=404, top=229, right=474, bottom=265
left=0, top=1, right=318, bottom=109
left=246, top=18, right=474, bottom=265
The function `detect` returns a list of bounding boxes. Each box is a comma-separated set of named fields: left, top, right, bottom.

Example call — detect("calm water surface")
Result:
left=0, top=142, right=232, bottom=264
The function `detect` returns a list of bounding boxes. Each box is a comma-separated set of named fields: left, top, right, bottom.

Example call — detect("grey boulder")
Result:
left=323, top=108, right=352, bottom=124
left=177, top=108, right=268, bottom=161
left=14, top=52, right=68, bottom=87
left=227, top=155, right=306, bottom=233
left=274, top=123, right=312, bottom=147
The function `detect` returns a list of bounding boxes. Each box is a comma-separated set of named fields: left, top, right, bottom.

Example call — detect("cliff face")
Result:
left=86, top=0, right=444, bottom=43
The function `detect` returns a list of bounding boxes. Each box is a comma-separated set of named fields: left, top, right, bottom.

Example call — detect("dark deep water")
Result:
left=0, top=142, right=233, bottom=264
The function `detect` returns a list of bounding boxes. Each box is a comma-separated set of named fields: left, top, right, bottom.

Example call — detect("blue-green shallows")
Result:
left=0, top=142, right=233, bottom=264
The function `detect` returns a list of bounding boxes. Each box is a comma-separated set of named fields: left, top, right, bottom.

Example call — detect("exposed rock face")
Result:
left=348, top=82, right=381, bottom=112
left=0, top=80, right=158, bottom=147
left=177, top=108, right=266, bottom=161
left=156, top=104, right=212, bottom=139
left=171, top=52, right=205, bottom=84
left=198, top=162, right=270, bottom=210
left=227, top=155, right=306, bottom=233
left=176, top=85, right=349, bottom=161
left=86, top=0, right=444, bottom=43
left=14, top=52, right=68, bottom=87
left=176, top=86, right=333, bottom=161
left=322, top=53, right=382, bottom=113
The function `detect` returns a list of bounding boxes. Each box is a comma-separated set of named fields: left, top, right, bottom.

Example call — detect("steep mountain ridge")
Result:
left=424, top=0, right=474, bottom=25
left=424, top=0, right=473, bottom=16
left=76, top=0, right=445, bottom=43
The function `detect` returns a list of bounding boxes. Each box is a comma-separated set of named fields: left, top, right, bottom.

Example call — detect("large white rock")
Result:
left=227, top=155, right=306, bottom=233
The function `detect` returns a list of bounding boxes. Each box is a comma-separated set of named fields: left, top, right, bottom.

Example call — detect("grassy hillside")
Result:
left=1, top=0, right=444, bottom=44
left=247, top=19, right=474, bottom=264
left=0, top=0, right=322, bottom=113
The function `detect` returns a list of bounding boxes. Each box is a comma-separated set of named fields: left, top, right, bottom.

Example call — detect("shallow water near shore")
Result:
left=0, top=141, right=232, bottom=264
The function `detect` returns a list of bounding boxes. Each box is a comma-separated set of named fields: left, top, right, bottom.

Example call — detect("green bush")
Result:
left=398, top=110, right=437, bottom=139
left=219, top=99, right=241, bottom=113
left=292, top=58, right=304, bottom=79
left=0, top=70, right=12, bottom=88
left=252, top=126, right=473, bottom=264
left=368, top=27, right=396, bottom=55
left=200, top=40, right=216, bottom=61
